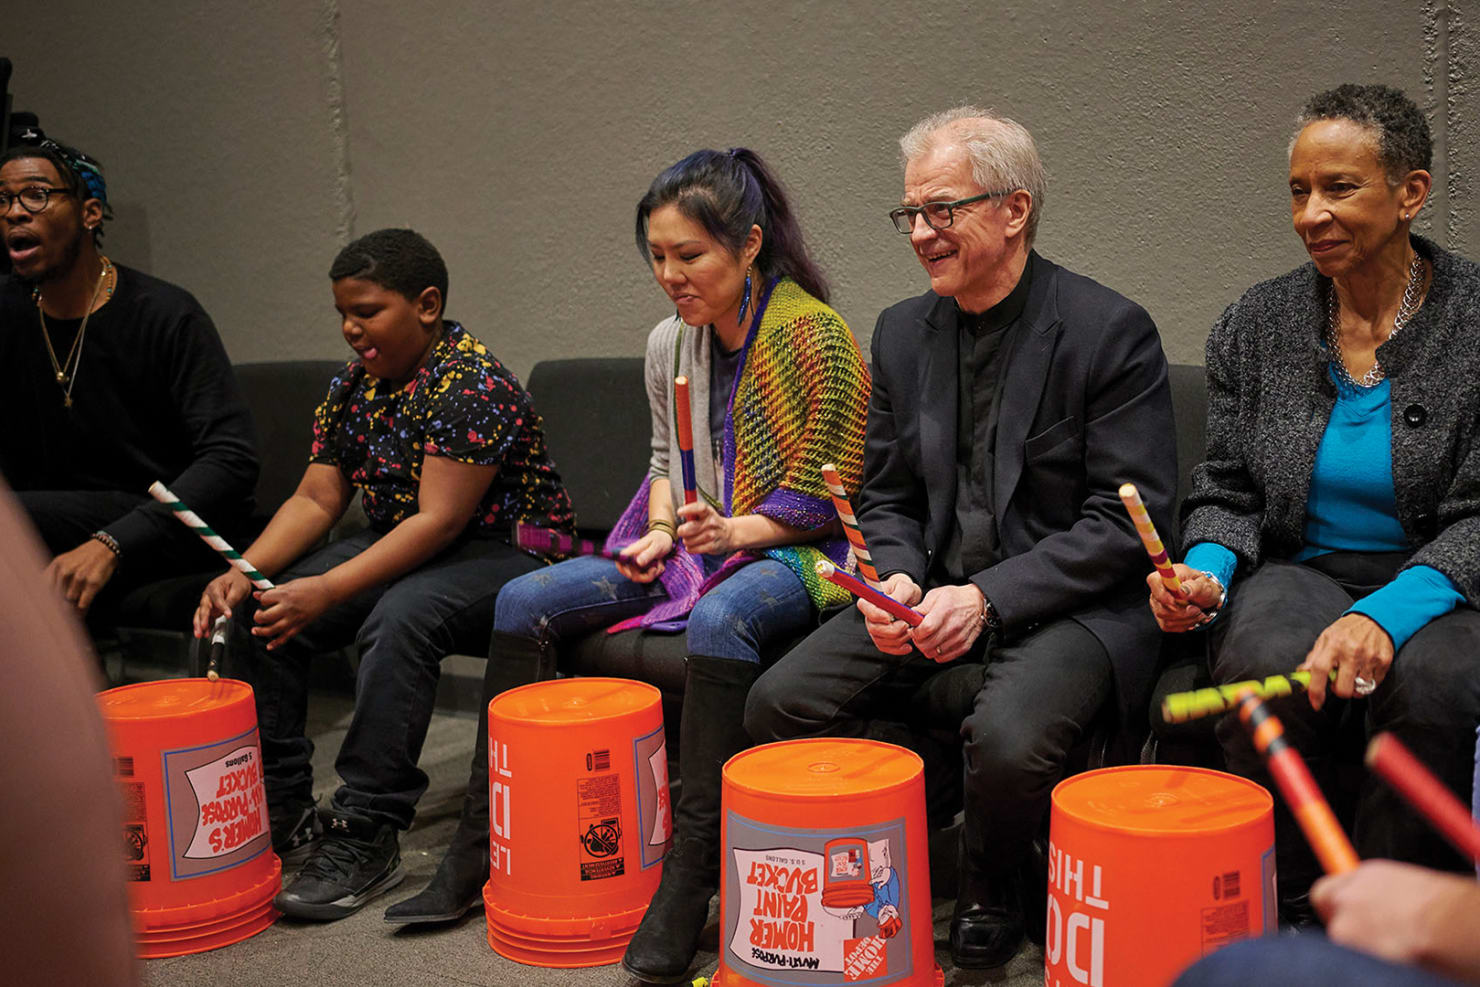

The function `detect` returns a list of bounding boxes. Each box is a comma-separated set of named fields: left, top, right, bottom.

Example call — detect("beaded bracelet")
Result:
left=646, top=518, right=676, bottom=536
left=91, top=529, right=122, bottom=557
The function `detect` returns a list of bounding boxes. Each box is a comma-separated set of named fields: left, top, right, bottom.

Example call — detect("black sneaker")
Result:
left=270, top=802, right=322, bottom=866
left=274, top=811, right=404, bottom=921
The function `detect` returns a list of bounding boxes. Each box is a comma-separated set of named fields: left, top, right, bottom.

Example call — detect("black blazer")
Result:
left=857, top=251, right=1177, bottom=720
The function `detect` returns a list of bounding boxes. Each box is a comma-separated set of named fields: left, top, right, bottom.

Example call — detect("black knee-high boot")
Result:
left=621, top=656, right=760, bottom=983
left=384, top=631, right=548, bottom=925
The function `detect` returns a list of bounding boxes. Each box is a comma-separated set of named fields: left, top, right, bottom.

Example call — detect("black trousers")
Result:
left=243, top=530, right=541, bottom=830
left=745, top=606, right=1111, bottom=869
left=1209, top=554, right=1480, bottom=905
left=17, top=488, right=226, bottom=618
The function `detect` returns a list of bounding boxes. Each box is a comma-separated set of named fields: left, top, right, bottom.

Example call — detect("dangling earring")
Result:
left=736, top=267, right=753, bottom=327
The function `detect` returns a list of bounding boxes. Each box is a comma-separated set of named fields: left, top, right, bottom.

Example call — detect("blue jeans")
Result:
left=1173, top=934, right=1464, bottom=986
left=493, top=555, right=814, bottom=663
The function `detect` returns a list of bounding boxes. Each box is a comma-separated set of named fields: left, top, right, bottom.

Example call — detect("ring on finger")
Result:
left=1353, top=675, right=1377, bottom=697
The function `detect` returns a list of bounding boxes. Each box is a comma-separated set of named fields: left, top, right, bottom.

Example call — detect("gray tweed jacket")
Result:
left=1181, top=235, right=1480, bottom=603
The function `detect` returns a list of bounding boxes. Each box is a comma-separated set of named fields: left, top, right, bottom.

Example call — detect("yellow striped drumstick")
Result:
left=1119, top=482, right=1185, bottom=599
left=821, top=463, right=880, bottom=587
left=1160, top=669, right=1352, bottom=724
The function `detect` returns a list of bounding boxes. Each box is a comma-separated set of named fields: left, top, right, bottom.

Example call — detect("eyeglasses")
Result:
left=889, top=189, right=1016, bottom=234
left=0, top=186, right=73, bottom=214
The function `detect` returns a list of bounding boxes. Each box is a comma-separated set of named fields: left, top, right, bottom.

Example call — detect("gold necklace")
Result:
left=34, top=256, right=114, bottom=408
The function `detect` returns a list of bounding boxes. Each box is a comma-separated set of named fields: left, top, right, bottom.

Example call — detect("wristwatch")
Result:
left=1192, top=572, right=1227, bottom=628
left=977, top=593, right=1002, bottom=638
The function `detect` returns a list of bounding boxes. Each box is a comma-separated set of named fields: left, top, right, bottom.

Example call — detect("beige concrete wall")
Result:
left=7, top=0, right=1472, bottom=376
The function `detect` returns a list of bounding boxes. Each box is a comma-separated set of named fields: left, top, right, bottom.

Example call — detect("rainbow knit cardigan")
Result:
left=604, top=277, right=871, bottom=630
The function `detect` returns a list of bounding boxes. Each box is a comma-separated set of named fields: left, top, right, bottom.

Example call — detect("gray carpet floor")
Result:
left=138, top=691, right=1045, bottom=987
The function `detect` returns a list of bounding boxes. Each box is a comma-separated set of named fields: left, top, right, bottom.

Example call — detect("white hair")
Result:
left=899, top=106, right=1047, bottom=245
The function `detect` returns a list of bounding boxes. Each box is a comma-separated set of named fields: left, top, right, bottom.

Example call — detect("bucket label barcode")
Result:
left=577, top=773, right=625, bottom=881
left=114, top=756, right=135, bottom=778
left=632, top=723, right=671, bottom=868
left=723, top=813, right=911, bottom=984
left=587, top=749, right=610, bottom=771
left=161, top=727, right=271, bottom=880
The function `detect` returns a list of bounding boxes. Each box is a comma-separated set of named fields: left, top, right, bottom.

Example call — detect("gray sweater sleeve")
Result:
left=1179, top=297, right=1267, bottom=570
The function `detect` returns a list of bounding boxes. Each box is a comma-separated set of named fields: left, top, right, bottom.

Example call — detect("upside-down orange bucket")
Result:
left=96, top=678, right=280, bottom=958
left=482, top=678, right=670, bottom=967
left=714, top=738, right=941, bottom=987
left=1045, top=765, right=1275, bottom=987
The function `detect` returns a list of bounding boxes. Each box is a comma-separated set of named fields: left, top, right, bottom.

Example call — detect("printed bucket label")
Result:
left=724, top=813, right=911, bottom=985
left=633, top=723, right=671, bottom=869
left=1044, top=838, right=1112, bottom=987
left=490, top=738, right=514, bottom=877
left=115, top=756, right=150, bottom=882
left=1044, top=836, right=1264, bottom=986
left=577, top=773, right=625, bottom=881
left=161, top=727, right=271, bottom=880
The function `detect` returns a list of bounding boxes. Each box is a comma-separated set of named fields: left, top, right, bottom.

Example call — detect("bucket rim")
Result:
left=98, top=678, right=253, bottom=721
left=1050, top=764, right=1273, bottom=837
left=723, top=737, right=924, bottom=800
left=488, top=676, right=662, bottom=725
left=130, top=861, right=282, bottom=931
left=483, top=885, right=647, bottom=938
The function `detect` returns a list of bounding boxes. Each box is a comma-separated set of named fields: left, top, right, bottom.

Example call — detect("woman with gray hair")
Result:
left=1149, top=83, right=1480, bottom=924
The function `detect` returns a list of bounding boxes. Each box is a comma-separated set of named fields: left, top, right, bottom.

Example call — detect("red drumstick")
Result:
left=814, top=560, right=922, bottom=627
left=1236, top=689, right=1359, bottom=874
left=1367, top=732, right=1480, bottom=862
left=674, top=376, right=698, bottom=506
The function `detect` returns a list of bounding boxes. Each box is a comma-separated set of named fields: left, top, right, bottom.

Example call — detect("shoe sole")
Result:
left=949, top=941, right=1022, bottom=970
left=383, top=897, right=484, bottom=926
left=275, top=865, right=406, bottom=922
left=619, top=958, right=693, bottom=985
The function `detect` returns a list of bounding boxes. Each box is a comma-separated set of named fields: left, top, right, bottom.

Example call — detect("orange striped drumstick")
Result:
left=821, top=463, right=880, bottom=587
left=1236, top=689, right=1359, bottom=874
left=1118, top=482, right=1185, bottom=599
left=1367, top=732, right=1480, bottom=862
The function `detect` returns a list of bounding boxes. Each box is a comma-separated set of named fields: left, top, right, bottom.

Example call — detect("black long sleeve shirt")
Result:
left=0, top=265, right=259, bottom=554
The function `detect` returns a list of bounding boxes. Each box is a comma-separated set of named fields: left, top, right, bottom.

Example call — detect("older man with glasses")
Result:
left=0, top=132, right=257, bottom=620
left=746, top=106, right=1176, bottom=970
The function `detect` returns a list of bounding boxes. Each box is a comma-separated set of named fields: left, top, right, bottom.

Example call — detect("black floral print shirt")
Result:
left=310, top=321, right=573, bottom=536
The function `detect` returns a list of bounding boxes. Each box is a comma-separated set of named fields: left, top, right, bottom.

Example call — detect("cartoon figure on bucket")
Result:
left=822, top=837, right=903, bottom=939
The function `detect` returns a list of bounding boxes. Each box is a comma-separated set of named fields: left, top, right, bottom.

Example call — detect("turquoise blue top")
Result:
left=1184, top=366, right=1464, bottom=649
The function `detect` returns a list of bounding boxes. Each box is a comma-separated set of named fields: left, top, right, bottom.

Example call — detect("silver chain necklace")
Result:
left=1325, top=252, right=1425, bottom=388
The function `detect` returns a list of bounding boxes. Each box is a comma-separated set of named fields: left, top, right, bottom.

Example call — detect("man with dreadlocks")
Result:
left=0, top=133, right=258, bottom=617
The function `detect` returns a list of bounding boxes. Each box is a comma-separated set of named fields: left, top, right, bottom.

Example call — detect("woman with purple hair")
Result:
left=388, top=148, right=871, bottom=984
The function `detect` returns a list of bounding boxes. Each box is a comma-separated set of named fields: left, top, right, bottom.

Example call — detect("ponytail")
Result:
left=635, top=147, right=830, bottom=304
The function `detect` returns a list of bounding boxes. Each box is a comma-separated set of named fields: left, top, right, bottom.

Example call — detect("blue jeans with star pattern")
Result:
left=492, top=554, right=814, bottom=662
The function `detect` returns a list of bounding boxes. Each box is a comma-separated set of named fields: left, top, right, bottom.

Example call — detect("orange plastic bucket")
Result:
left=714, top=738, right=941, bottom=987
left=1045, top=765, right=1275, bottom=987
left=481, top=677, right=670, bottom=967
left=96, top=679, right=280, bottom=958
